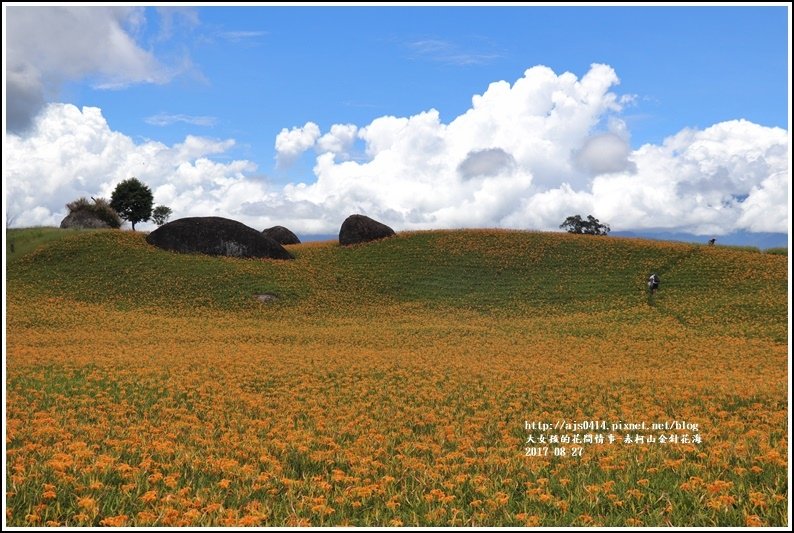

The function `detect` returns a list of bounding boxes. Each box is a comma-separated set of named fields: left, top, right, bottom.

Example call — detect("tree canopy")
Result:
left=151, top=205, right=173, bottom=227
left=560, top=214, right=611, bottom=236
left=110, top=178, right=153, bottom=231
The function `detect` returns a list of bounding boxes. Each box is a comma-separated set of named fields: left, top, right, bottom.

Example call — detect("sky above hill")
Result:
left=3, top=5, right=790, bottom=242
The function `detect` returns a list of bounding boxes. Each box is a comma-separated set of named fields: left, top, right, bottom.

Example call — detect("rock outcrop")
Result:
left=339, top=214, right=395, bottom=246
left=146, top=217, right=293, bottom=259
left=60, top=211, right=111, bottom=229
left=263, top=225, right=301, bottom=245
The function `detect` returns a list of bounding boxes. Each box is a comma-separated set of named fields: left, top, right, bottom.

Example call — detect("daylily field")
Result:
left=4, top=228, right=788, bottom=526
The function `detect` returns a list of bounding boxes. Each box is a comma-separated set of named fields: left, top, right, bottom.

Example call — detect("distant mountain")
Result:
left=300, top=233, right=337, bottom=243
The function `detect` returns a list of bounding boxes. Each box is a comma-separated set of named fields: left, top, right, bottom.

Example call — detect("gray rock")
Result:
left=339, top=214, right=395, bottom=246
left=146, top=216, right=293, bottom=259
left=60, top=211, right=111, bottom=229
left=263, top=225, right=301, bottom=245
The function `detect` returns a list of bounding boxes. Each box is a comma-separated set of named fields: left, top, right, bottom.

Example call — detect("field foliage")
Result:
left=5, top=228, right=788, bottom=526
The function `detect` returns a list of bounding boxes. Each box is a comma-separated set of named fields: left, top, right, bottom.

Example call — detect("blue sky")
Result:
left=4, top=5, right=791, bottom=243
left=70, top=6, right=788, bottom=182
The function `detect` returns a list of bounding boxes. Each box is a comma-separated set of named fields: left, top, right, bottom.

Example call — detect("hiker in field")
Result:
left=648, top=273, right=660, bottom=295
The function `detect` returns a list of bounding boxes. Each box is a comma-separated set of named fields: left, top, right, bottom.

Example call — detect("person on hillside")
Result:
left=648, top=273, right=660, bottom=295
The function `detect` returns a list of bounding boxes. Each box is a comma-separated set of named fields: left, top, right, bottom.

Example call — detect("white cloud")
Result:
left=406, top=38, right=501, bottom=66
left=5, top=105, right=353, bottom=234
left=277, top=64, right=621, bottom=226
left=575, top=133, right=636, bottom=175
left=736, top=171, right=789, bottom=233
left=5, top=6, right=177, bottom=133
left=317, top=124, right=359, bottom=160
left=583, top=119, right=789, bottom=234
left=217, top=30, right=268, bottom=43
left=274, top=122, right=321, bottom=167
left=145, top=113, right=217, bottom=127
left=458, top=148, right=517, bottom=180
left=5, top=104, right=260, bottom=231
left=5, top=65, right=789, bottom=238
left=273, top=65, right=787, bottom=235
left=154, top=7, right=199, bottom=42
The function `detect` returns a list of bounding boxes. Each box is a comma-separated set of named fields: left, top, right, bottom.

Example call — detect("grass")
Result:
left=5, top=227, right=789, bottom=526
left=7, top=228, right=786, bottom=339
left=5, top=227, right=94, bottom=263
left=764, top=247, right=787, bottom=256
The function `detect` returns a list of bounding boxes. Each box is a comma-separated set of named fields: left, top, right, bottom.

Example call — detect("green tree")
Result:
left=560, top=214, right=610, bottom=236
left=110, top=177, right=153, bottom=230
left=151, top=205, right=173, bottom=226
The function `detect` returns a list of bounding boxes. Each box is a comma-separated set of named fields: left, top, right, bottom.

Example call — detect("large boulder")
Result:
left=146, top=217, right=293, bottom=259
left=339, top=214, right=395, bottom=246
left=263, top=225, right=301, bottom=245
left=60, top=210, right=110, bottom=229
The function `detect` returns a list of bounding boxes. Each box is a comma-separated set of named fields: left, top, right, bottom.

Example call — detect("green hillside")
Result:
left=6, top=227, right=787, bottom=341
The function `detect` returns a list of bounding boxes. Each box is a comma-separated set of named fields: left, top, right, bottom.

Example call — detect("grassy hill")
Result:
left=4, top=227, right=789, bottom=527
left=6, top=226, right=788, bottom=341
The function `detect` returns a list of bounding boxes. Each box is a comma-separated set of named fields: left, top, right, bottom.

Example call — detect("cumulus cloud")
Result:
left=5, top=65, right=789, bottom=238
left=5, top=105, right=353, bottom=234
left=278, top=64, right=623, bottom=226
left=317, top=124, right=359, bottom=160
left=274, top=122, right=321, bottom=167
left=736, top=170, right=789, bottom=233
left=458, top=148, right=517, bottom=180
left=5, top=104, right=258, bottom=229
left=5, top=6, right=176, bottom=133
left=575, top=133, right=636, bottom=175
left=273, top=65, right=787, bottom=235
